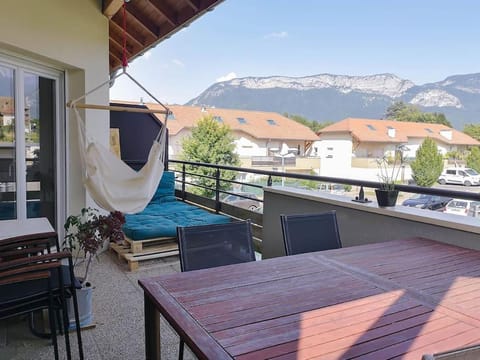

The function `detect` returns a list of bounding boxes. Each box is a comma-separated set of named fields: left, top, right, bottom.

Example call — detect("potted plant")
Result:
left=375, top=145, right=408, bottom=207
left=63, top=207, right=125, bottom=328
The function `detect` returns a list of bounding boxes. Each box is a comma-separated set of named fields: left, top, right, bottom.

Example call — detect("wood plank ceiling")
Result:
left=103, top=0, right=223, bottom=73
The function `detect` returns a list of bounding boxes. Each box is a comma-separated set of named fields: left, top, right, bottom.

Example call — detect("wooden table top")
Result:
left=139, top=237, right=480, bottom=359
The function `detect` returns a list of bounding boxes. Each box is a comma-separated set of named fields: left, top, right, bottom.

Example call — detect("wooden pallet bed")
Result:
left=111, top=171, right=230, bottom=271
left=109, top=236, right=179, bottom=271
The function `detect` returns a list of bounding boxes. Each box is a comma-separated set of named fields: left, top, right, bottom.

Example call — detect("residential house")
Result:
left=0, top=0, right=223, bottom=230
left=317, top=117, right=479, bottom=177
left=141, top=104, right=320, bottom=172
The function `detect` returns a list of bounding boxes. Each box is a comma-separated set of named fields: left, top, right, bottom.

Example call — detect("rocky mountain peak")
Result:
left=187, top=72, right=480, bottom=129
left=222, top=73, right=415, bottom=98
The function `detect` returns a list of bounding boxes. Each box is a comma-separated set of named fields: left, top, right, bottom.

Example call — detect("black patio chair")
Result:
left=280, top=211, right=342, bottom=256
left=0, top=267, right=59, bottom=359
left=0, top=236, right=84, bottom=360
left=176, top=219, right=256, bottom=358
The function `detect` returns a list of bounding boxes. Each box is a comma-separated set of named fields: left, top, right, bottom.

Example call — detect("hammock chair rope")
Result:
left=68, top=1, right=169, bottom=214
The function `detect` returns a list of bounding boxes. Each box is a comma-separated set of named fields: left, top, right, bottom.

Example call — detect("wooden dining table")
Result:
left=138, top=237, right=480, bottom=359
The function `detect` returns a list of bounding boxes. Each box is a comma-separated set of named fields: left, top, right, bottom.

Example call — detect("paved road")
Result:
left=433, top=183, right=480, bottom=193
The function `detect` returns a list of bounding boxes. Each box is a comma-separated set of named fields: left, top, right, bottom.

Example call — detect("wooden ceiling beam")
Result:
left=110, top=19, right=145, bottom=48
left=103, top=0, right=124, bottom=18
left=109, top=47, right=123, bottom=65
left=109, top=37, right=132, bottom=58
left=126, top=8, right=158, bottom=38
left=185, top=0, right=200, bottom=12
left=149, top=0, right=178, bottom=27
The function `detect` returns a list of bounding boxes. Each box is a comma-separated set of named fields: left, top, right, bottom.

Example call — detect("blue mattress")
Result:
left=123, top=171, right=230, bottom=240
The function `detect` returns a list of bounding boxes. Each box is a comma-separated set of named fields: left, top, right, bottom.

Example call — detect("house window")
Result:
left=367, top=124, right=376, bottom=131
left=267, top=119, right=277, bottom=125
left=213, top=115, right=223, bottom=123
left=0, top=56, right=63, bottom=225
left=425, top=128, right=433, bottom=133
left=237, top=117, right=247, bottom=124
left=167, top=112, right=175, bottom=120
left=327, top=147, right=334, bottom=151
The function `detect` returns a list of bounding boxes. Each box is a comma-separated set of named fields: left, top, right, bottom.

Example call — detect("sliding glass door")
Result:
left=0, top=58, right=63, bottom=228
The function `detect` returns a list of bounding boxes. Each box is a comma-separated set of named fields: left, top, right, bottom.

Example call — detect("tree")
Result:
left=410, top=138, right=444, bottom=187
left=181, top=115, right=240, bottom=197
left=463, top=124, right=480, bottom=142
left=385, top=101, right=452, bottom=127
left=467, top=147, right=480, bottom=172
left=283, top=113, right=333, bottom=133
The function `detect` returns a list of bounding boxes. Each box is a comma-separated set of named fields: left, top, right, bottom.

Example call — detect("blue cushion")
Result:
left=152, top=171, right=175, bottom=202
left=123, top=181, right=231, bottom=240
left=123, top=202, right=230, bottom=240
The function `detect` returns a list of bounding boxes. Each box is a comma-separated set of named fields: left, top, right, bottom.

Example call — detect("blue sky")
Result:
left=110, top=0, right=480, bottom=105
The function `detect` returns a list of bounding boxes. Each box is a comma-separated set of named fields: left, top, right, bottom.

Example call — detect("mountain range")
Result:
left=186, top=73, right=480, bottom=130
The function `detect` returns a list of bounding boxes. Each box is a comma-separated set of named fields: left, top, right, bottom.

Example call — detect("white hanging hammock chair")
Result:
left=68, top=69, right=169, bottom=214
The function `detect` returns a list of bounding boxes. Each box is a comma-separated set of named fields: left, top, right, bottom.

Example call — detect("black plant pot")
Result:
left=375, top=189, right=399, bottom=207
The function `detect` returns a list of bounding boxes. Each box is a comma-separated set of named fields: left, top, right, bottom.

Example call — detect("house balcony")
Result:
left=3, top=160, right=480, bottom=359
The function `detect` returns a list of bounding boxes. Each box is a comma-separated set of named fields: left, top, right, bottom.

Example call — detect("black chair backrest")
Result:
left=280, top=211, right=342, bottom=256
left=177, top=220, right=256, bottom=272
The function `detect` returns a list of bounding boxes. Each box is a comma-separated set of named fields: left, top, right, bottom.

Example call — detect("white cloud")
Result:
left=142, top=51, right=152, bottom=60
left=264, top=31, right=288, bottom=39
left=216, top=72, right=237, bottom=82
left=172, top=59, right=185, bottom=67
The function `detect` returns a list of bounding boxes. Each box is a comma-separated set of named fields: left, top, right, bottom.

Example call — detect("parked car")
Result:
left=318, top=183, right=346, bottom=195
left=444, top=199, right=480, bottom=216
left=221, top=192, right=261, bottom=211
left=401, top=194, right=452, bottom=211
left=438, top=167, right=480, bottom=186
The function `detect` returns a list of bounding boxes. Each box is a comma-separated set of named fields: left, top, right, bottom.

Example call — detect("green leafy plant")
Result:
left=376, top=145, right=408, bottom=190
left=181, top=115, right=240, bottom=197
left=63, top=207, right=125, bottom=285
left=410, top=138, right=444, bottom=187
left=466, top=147, right=480, bottom=173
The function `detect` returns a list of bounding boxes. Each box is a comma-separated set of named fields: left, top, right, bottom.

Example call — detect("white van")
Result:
left=444, top=199, right=480, bottom=216
left=438, top=168, right=480, bottom=186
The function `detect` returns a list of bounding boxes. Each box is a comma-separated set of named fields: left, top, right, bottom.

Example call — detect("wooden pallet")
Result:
left=110, top=236, right=179, bottom=271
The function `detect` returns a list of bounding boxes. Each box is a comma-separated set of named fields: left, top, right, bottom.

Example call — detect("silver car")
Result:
left=444, top=199, right=480, bottom=217
left=222, top=192, right=261, bottom=211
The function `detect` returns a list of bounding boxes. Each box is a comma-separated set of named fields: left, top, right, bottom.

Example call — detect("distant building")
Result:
left=109, top=102, right=320, bottom=173
left=145, top=104, right=319, bottom=159
left=317, top=118, right=479, bottom=176
left=0, top=96, right=14, bottom=127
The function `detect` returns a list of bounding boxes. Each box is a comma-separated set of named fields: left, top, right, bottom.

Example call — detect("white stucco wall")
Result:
left=0, top=0, right=110, bottom=218
left=317, top=135, right=353, bottom=177
left=234, top=133, right=265, bottom=157
left=169, top=129, right=191, bottom=158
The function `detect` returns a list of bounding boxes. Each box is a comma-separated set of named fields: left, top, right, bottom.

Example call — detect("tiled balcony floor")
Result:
left=0, top=250, right=194, bottom=360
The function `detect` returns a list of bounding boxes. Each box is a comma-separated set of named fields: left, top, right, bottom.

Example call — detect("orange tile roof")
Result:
left=0, top=96, right=14, bottom=115
left=140, top=104, right=319, bottom=141
left=319, top=118, right=480, bottom=145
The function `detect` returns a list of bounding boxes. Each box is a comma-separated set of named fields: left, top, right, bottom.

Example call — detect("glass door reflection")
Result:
left=0, top=65, right=16, bottom=220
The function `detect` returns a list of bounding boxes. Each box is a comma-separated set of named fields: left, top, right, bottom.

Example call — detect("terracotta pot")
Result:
left=375, top=189, right=399, bottom=207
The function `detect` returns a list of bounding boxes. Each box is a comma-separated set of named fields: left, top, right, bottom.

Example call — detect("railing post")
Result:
left=267, top=175, right=273, bottom=187
left=215, top=168, right=221, bottom=213
left=181, top=164, right=186, bottom=201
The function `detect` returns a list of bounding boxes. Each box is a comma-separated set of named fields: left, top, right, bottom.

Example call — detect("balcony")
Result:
left=2, top=160, right=480, bottom=359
